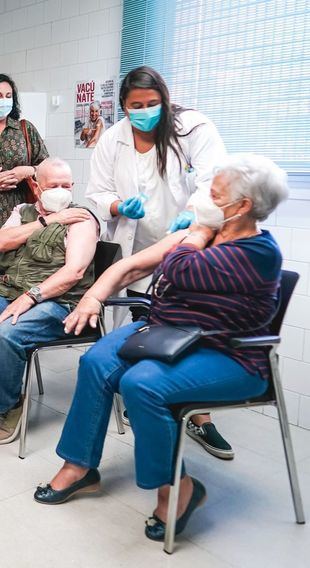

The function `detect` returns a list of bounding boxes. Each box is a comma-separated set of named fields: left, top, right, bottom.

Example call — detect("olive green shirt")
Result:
left=0, top=204, right=96, bottom=307
left=0, top=118, right=49, bottom=227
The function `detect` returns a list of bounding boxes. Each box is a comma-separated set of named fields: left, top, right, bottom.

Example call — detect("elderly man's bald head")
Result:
left=36, top=158, right=73, bottom=189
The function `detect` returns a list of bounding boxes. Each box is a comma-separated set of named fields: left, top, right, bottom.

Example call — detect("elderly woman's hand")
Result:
left=63, top=296, right=101, bottom=336
left=188, top=224, right=216, bottom=237
left=182, top=224, right=216, bottom=248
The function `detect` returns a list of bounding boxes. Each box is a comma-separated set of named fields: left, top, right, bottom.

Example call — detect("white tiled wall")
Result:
left=263, top=194, right=310, bottom=430
left=1, top=0, right=309, bottom=430
left=0, top=0, right=123, bottom=210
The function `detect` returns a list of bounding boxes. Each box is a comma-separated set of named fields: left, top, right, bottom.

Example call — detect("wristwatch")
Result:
left=38, top=215, right=47, bottom=227
left=25, top=286, right=43, bottom=304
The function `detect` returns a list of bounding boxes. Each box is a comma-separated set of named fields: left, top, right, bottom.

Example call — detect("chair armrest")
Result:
left=230, top=335, right=281, bottom=348
left=104, top=297, right=151, bottom=308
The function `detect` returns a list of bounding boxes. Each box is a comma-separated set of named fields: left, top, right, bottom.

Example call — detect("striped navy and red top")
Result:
left=149, top=230, right=282, bottom=381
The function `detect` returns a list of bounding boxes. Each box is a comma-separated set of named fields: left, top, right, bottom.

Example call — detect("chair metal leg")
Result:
left=19, top=352, right=36, bottom=459
left=113, top=394, right=125, bottom=435
left=164, top=416, right=188, bottom=554
left=34, top=352, right=44, bottom=395
left=270, top=351, right=305, bottom=524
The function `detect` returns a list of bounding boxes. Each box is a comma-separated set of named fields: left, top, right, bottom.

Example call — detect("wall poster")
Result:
left=74, top=79, right=116, bottom=148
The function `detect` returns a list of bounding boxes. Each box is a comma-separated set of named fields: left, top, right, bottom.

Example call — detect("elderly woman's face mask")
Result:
left=194, top=196, right=242, bottom=229
left=193, top=173, right=243, bottom=229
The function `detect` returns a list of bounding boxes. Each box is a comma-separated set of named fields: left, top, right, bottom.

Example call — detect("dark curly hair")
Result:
left=0, top=74, right=21, bottom=120
left=119, top=66, right=193, bottom=177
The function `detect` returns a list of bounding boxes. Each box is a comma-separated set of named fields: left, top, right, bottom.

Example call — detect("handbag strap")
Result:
left=148, top=270, right=282, bottom=338
left=20, top=119, right=32, bottom=164
left=200, top=288, right=282, bottom=338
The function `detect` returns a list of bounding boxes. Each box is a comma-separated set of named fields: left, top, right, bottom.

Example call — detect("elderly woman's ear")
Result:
left=236, top=196, right=253, bottom=217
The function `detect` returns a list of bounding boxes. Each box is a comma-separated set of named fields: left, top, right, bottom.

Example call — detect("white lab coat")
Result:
left=86, top=110, right=226, bottom=260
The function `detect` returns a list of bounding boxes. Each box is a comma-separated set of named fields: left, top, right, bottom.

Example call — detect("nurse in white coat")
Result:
left=86, top=66, right=234, bottom=461
left=87, top=66, right=226, bottom=314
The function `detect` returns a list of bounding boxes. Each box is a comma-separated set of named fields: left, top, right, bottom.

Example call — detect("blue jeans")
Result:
left=57, top=322, right=268, bottom=490
left=0, top=296, right=70, bottom=413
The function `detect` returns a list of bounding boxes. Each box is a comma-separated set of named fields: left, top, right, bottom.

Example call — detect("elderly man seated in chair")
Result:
left=0, top=157, right=99, bottom=444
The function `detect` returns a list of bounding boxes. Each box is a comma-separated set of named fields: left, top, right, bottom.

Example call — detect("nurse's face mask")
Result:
left=127, top=104, right=162, bottom=132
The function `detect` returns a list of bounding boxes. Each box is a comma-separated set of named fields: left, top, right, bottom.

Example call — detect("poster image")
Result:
left=74, top=79, right=115, bottom=148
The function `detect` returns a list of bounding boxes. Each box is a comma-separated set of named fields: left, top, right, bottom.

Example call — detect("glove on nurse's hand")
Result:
left=168, top=210, right=195, bottom=233
left=117, top=196, right=145, bottom=219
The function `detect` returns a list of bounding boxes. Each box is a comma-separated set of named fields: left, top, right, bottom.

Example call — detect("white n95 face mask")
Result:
left=193, top=194, right=241, bottom=229
left=40, top=188, right=72, bottom=212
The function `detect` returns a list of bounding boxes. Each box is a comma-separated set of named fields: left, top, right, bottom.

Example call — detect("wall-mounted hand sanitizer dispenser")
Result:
left=20, top=92, right=47, bottom=139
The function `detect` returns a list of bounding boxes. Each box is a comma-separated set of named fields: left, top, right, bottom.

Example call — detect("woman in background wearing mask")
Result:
left=86, top=66, right=231, bottom=458
left=0, top=74, right=49, bottom=227
left=35, top=154, right=288, bottom=543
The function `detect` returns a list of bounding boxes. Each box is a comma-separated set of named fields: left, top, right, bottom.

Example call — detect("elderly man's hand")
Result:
left=63, top=296, right=101, bottom=336
left=46, top=208, right=91, bottom=226
left=0, top=294, right=35, bottom=325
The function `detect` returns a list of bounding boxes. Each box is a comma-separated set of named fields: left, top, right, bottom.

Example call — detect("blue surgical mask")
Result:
left=0, top=98, right=13, bottom=119
left=127, top=104, right=162, bottom=132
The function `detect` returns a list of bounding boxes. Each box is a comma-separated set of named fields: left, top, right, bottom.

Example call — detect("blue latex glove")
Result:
left=117, top=196, right=145, bottom=219
left=168, top=210, right=195, bottom=233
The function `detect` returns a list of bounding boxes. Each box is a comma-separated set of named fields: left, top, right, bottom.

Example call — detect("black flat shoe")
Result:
left=145, top=477, right=206, bottom=541
left=34, top=468, right=101, bottom=505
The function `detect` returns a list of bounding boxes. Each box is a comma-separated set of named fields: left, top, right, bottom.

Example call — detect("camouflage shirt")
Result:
left=0, top=117, right=49, bottom=227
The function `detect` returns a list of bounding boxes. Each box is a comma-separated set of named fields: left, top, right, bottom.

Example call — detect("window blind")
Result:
left=120, top=0, right=310, bottom=174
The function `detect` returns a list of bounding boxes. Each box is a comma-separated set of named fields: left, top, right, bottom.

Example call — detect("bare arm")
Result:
left=0, top=218, right=43, bottom=249
left=0, top=216, right=98, bottom=325
left=0, top=208, right=91, bottom=252
left=63, top=229, right=189, bottom=334
left=86, top=122, right=104, bottom=148
left=80, top=127, right=90, bottom=142
left=38, top=217, right=98, bottom=300
left=86, top=229, right=189, bottom=301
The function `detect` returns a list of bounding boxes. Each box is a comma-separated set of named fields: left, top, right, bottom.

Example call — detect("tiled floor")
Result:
left=1, top=346, right=310, bottom=568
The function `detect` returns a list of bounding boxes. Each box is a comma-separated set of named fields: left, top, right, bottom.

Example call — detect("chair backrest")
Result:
left=270, top=269, right=299, bottom=335
left=94, top=241, right=122, bottom=281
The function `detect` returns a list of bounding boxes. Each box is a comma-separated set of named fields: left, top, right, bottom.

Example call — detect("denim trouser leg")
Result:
left=0, top=297, right=70, bottom=413
left=56, top=322, right=268, bottom=490
left=56, top=321, right=143, bottom=467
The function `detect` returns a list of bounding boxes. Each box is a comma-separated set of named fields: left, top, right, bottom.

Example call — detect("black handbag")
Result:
left=118, top=324, right=203, bottom=363
left=118, top=270, right=282, bottom=364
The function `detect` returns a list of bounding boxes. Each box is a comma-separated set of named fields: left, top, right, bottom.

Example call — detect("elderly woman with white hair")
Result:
left=34, top=154, right=288, bottom=541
